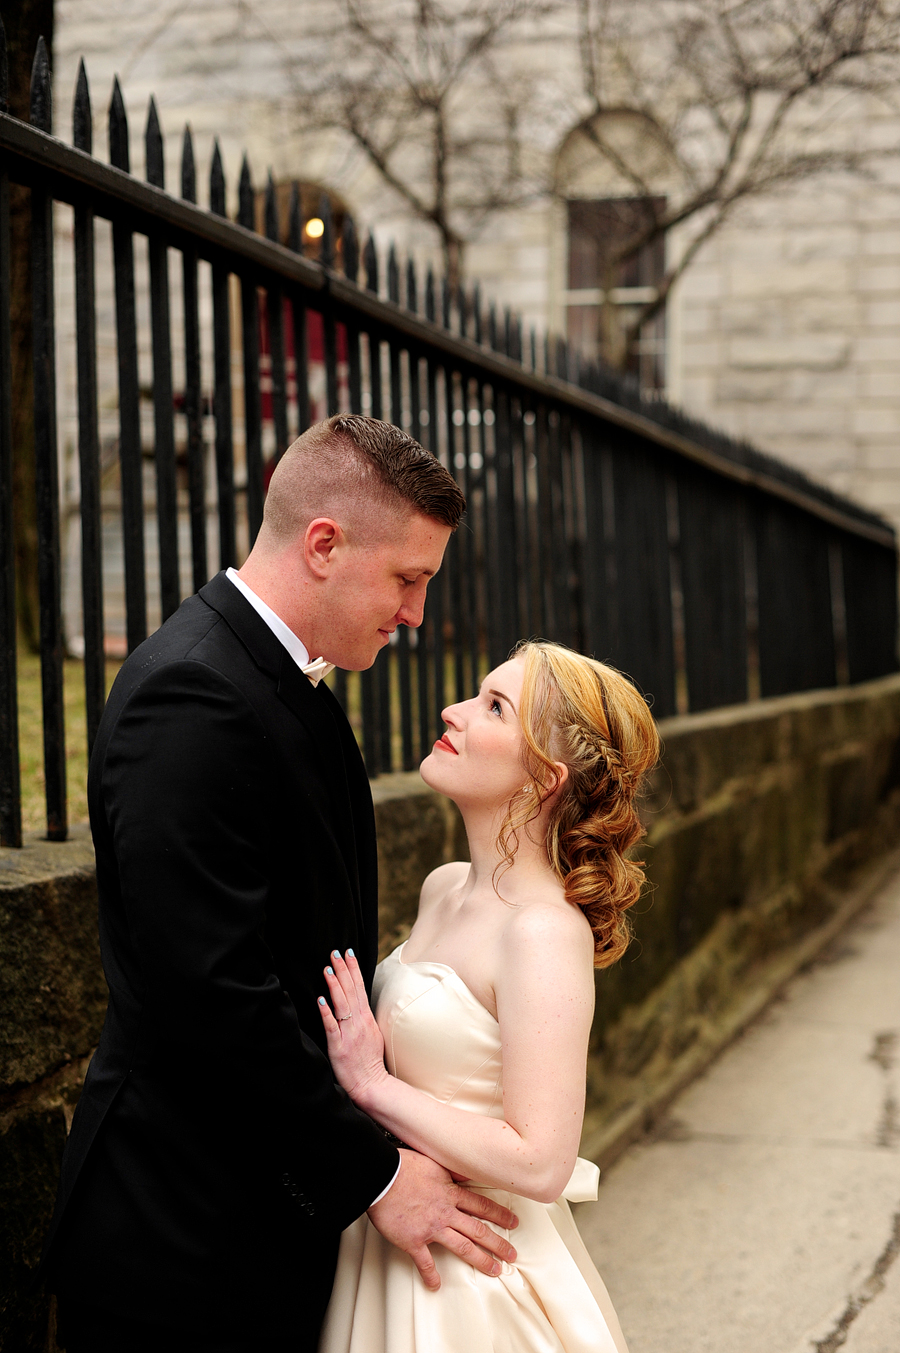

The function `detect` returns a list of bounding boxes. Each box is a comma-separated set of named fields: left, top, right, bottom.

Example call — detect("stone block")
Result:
left=0, top=1063, right=85, bottom=1353
left=371, top=773, right=467, bottom=956
left=864, top=299, right=900, bottom=327
left=729, top=263, right=851, bottom=299
left=680, top=269, right=723, bottom=301
left=855, top=335, right=900, bottom=363
left=852, top=406, right=900, bottom=435
left=863, top=231, right=900, bottom=257
left=858, top=266, right=900, bottom=292
left=716, top=372, right=787, bottom=403
left=0, top=830, right=105, bottom=1093
left=728, top=336, right=850, bottom=371
left=859, top=371, right=900, bottom=399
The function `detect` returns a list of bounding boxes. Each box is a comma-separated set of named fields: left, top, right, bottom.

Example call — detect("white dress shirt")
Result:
left=224, top=568, right=401, bottom=1206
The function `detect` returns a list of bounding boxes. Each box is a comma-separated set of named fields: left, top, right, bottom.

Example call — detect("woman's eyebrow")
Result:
left=487, top=687, right=517, bottom=714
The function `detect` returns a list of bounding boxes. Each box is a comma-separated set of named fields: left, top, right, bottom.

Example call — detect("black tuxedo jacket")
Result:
left=44, top=573, right=399, bottom=1344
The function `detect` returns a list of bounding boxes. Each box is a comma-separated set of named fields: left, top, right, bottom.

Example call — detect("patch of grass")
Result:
left=17, top=652, right=121, bottom=835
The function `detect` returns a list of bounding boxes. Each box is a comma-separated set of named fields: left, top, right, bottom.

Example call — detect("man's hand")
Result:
left=368, top=1149, right=518, bottom=1291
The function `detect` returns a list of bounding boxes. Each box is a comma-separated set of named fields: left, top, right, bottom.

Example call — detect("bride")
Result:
left=316, top=639, right=659, bottom=1353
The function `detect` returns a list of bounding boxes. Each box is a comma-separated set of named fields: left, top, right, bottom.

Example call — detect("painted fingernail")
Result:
left=326, top=966, right=334, bottom=976
left=332, top=950, right=341, bottom=960
left=491, top=1261, right=501, bottom=1276
left=346, top=948, right=355, bottom=958
left=318, top=997, right=327, bottom=1006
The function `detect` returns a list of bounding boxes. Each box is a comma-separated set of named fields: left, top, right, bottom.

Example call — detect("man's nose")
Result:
left=398, top=584, right=427, bottom=628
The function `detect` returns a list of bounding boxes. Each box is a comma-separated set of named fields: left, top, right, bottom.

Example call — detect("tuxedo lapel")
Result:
left=199, top=572, right=367, bottom=944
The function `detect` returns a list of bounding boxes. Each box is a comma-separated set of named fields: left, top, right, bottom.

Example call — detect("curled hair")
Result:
left=497, top=641, right=660, bottom=968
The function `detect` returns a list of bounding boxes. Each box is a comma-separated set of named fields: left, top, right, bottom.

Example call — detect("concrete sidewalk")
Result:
left=579, top=860, right=900, bottom=1353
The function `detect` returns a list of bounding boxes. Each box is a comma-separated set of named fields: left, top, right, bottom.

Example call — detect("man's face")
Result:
left=320, top=511, right=452, bottom=670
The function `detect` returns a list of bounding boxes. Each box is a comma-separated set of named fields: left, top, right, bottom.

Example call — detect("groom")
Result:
left=44, top=416, right=517, bottom=1352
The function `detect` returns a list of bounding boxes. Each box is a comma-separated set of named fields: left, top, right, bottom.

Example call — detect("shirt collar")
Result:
left=225, top=567, right=312, bottom=674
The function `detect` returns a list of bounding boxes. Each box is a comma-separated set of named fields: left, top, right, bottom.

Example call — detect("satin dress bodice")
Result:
left=318, top=945, right=629, bottom=1353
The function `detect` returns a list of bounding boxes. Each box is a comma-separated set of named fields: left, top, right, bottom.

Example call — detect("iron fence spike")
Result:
left=342, top=214, right=359, bottom=282
left=387, top=243, right=399, bottom=303
left=488, top=303, right=498, bottom=352
left=210, top=138, right=226, bottom=216
left=181, top=124, right=196, bottom=202
left=441, top=276, right=451, bottom=329
left=265, top=171, right=278, bottom=242
left=73, top=59, right=92, bottom=153
left=238, top=154, right=253, bottom=230
left=145, top=96, right=164, bottom=188
left=30, top=35, right=52, bottom=133
left=406, top=257, right=418, bottom=314
left=108, top=75, right=128, bottom=170
left=472, top=283, right=482, bottom=344
left=364, top=233, right=378, bottom=293
left=424, top=266, right=435, bottom=322
left=0, top=13, right=8, bottom=115
left=319, top=193, right=334, bottom=268
left=288, top=181, right=302, bottom=252
left=457, top=283, right=467, bottom=338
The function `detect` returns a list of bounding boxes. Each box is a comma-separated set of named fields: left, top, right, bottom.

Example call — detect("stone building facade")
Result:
left=52, top=0, right=900, bottom=543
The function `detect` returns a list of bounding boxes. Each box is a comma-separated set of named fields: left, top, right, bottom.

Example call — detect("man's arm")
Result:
left=98, top=658, right=398, bottom=1230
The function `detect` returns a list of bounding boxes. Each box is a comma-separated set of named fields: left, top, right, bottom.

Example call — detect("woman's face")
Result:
left=420, top=657, right=528, bottom=809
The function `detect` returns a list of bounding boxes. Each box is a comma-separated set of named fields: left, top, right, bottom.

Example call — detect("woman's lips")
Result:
left=434, top=734, right=457, bottom=754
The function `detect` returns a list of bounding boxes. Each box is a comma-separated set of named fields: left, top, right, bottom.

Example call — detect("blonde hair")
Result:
left=497, top=640, right=660, bottom=968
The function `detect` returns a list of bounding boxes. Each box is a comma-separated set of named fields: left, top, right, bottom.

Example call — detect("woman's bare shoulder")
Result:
left=502, top=886, right=595, bottom=964
left=418, top=860, right=469, bottom=915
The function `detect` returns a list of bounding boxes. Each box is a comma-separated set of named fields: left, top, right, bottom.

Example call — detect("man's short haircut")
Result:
left=261, top=414, right=466, bottom=544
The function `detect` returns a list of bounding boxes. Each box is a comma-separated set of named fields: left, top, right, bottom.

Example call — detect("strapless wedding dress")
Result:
left=318, top=944, right=629, bottom=1353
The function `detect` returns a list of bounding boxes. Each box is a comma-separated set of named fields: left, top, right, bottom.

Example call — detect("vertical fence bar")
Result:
left=181, top=127, right=207, bottom=591
left=238, top=158, right=264, bottom=544
left=31, top=40, right=67, bottom=839
left=264, top=175, right=289, bottom=458
left=73, top=61, right=105, bottom=754
left=109, top=78, right=147, bottom=652
left=145, top=97, right=180, bottom=620
left=289, top=185, right=310, bottom=441
left=0, top=110, right=21, bottom=845
left=445, top=365, right=467, bottom=708
left=210, top=143, right=236, bottom=568
left=320, top=197, right=339, bottom=419
left=678, top=468, right=749, bottom=710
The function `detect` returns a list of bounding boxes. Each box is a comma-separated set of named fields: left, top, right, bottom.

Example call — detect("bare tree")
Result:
left=284, top=0, right=559, bottom=293
left=572, top=0, right=900, bottom=369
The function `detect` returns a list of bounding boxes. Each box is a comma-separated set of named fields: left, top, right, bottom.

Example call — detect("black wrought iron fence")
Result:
left=1, top=23, right=897, bottom=847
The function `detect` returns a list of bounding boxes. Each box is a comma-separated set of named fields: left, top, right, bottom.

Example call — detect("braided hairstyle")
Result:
left=495, top=640, right=660, bottom=968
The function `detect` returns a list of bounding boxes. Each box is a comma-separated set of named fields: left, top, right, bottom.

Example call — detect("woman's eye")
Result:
left=490, top=698, right=503, bottom=717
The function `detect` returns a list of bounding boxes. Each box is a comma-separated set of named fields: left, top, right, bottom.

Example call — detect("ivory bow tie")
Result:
left=301, top=656, right=335, bottom=688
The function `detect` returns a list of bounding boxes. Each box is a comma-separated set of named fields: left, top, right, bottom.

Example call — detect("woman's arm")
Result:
left=319, top=905, right=595, bottom=1204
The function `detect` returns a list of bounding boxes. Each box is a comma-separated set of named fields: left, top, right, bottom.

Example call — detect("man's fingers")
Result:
left=450, top=1212, right=517, bottom=1265
left=408, top=1244, right=441, bottom=1291
left=454, top=1188, right=519, bottom=1232
left=435, top=1227, right=505, bottom=1277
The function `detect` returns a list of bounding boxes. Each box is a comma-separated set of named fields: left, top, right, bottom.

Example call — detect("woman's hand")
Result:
left=318, top=949, right=389, bottom=1106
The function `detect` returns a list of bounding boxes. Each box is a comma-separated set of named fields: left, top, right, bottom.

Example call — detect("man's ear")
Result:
left=303, top=518, right=342, bottom=578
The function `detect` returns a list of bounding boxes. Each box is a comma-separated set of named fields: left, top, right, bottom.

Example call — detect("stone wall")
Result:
left=4, top=673, right=900, bottom=1349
